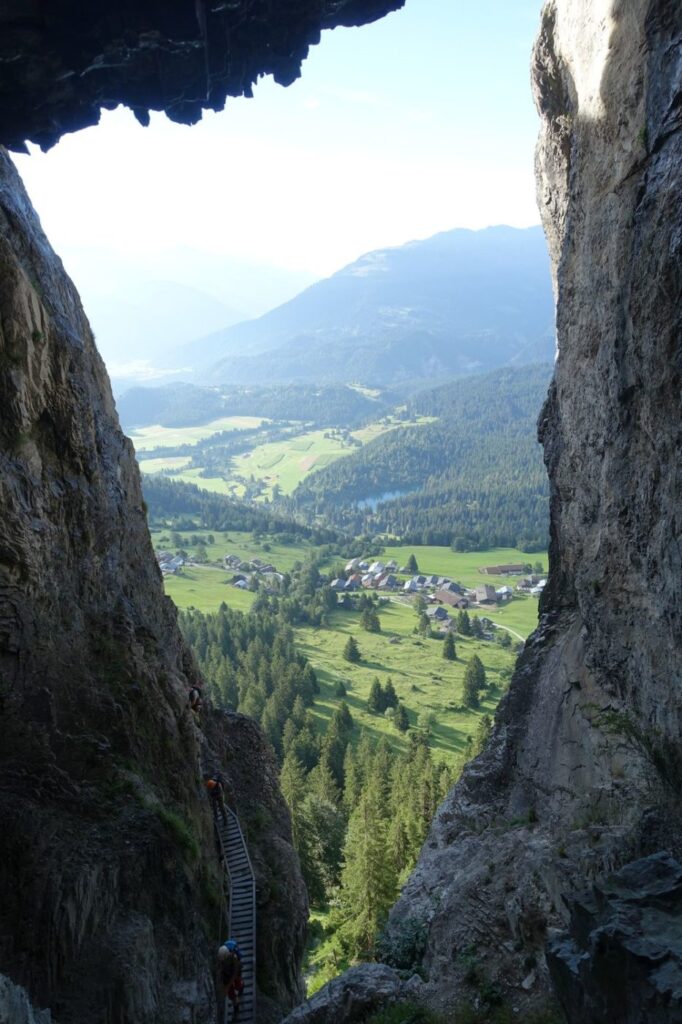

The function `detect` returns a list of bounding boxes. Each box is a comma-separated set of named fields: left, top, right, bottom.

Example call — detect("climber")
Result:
left=188, top=685, right=203, bottom=714
left=218, top=939, right=243, bottom=1020
left=205, top=772, right=228, bottom=824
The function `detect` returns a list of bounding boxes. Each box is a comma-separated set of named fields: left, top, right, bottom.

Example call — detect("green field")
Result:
left=138, top=416, right=434, bottom=500
left=129, top=415, right=267, bottom=452
left=137, top=455, right=192, bottom=473
left=154, top=534, right=546, bottom=635
left=163, top=568, right=256, bottom=613
left=151, top=528, right=344, bottom=574
left=295, top=602, right=514, bottom=766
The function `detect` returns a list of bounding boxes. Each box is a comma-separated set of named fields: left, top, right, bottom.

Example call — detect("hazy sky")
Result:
left=13, top=0, right=544, bottom=281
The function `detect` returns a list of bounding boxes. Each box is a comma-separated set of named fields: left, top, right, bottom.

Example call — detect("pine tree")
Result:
left=471, top=616, right=484, bottom=639
left=343, top=635, right=361, bottom=663
left=361, top=608, right=381, bottom=633
left=418, top=611, right=432, bottom=637
left=407, top=553, right=419, bottom=573
left=383, top=678, right=398, bottom=709
left=367, top=678, right=383, bottom=713
left=394, top=702, right=409, bottom=732
left=470, top=654, right=486, bottom=689
left=442, top=631, right=457, bottom=660
left=335, top=777, right=397, bottom=958
left=457, top=610, right=472, bottom=636
left=463, top=657, right=483, bottom=708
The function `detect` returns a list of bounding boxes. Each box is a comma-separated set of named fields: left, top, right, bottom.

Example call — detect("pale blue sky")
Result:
left=14, top=0, right=544, bottom=281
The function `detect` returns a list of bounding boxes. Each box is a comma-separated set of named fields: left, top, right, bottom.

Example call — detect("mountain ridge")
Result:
left=172, top=225, right=555, bottom=387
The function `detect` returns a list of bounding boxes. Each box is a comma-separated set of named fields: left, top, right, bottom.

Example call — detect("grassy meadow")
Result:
left=152, top=528, right=541, bottom=765
left=295, top=601, right=514, bottom=767
left=129, top=415, right=266, bottom=451
left=137, top=415, right=434, bottom=500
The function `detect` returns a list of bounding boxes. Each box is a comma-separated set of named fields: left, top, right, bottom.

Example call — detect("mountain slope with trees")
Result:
left=287, top=365, right=552, bottom=550
left=181, top=226, right=554, bottom=387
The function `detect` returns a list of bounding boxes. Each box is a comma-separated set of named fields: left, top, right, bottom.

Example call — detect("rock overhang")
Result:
left=0, top=0, right=405, bottom=153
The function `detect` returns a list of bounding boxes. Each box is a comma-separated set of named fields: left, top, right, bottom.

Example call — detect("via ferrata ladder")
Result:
left=215, top=808, right=256, bottom=1024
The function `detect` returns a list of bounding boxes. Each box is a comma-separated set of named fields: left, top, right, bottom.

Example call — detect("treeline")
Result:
left=142, top=476, right=339, bottom=544
left=119, top=381, right=396, bottom=431
left=287, top=365, right=552, bottom=551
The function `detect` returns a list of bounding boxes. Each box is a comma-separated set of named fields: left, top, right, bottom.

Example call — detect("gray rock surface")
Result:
left=0, top=975, right=53, bottom=1024
left=281, top=964, right=420, bottom=1024
left=380, top=0, right=682, bottom=1014
left=547, top=853, right=682, bottom=1023
left=0, top=146, right=306, bottom=1022
left=0, top=0, right=404, bottom=152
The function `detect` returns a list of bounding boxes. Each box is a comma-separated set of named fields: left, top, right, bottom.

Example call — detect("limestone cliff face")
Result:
left=378, top=0, right=682, bottom=1013
left=0, top=149, right=306, bottom=1023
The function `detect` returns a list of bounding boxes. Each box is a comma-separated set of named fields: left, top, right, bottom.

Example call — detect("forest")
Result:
left=118, top=381, right=394, bottom=432
left=286, top=365, right=552, bottom=551
left=179, top=556, right=501, bottom=988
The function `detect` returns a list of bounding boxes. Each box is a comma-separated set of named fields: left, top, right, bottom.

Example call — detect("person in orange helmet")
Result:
left=204, top=773, right=228, bottom=824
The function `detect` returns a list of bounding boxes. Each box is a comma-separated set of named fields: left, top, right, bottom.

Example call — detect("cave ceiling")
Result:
left=0, top=0, right=404, bottom=152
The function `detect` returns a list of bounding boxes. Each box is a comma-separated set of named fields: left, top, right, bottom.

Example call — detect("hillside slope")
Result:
left=288, top=364, right=552, bottom=548
left=182, top=226, right=555, bottom=386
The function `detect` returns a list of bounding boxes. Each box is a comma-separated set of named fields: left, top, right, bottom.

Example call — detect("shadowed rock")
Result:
left=547, top=853, right=682, bottom=1023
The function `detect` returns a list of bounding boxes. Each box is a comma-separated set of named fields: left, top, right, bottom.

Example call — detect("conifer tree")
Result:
left=367, top=678, right=383, bottom=713
left=343, top=635, right=361, bottom=663
left=336, top=777, right=397, bottom=958
left=383, top=678, right=398, bottom=709
left=471, top=616, right=484, bottom=639
left=407, top=553, right=419, bottom=573
left=442, top=631, right=457, bottom=660
left=457, top=610, right=472, bottom=636
left=394, top=702, right=409, bottom=732
left=463, top=657, right=483, bottom=708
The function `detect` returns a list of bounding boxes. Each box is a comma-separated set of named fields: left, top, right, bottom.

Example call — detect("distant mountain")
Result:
left=183, top=226, right=555, bottom=387
left=58, top=243, right=318, bottom=387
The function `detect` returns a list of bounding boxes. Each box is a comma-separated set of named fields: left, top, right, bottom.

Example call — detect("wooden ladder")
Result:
left=214, top=808, right=256, bottom=1024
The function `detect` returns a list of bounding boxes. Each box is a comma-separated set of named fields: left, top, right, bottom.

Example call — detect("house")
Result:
left=345, top=558, right=361, bottom=573
left=426, top=575, right=439, bottom=586
left=434, top=589, right=468, bottom=609
left=496, top=586, right=514, bottom=601
left=415, top=575, right=427, bottom=586
left=156, top=550, right=173, bottom=564
left=348, top=572, right=363, bottom=585
left=440, top=580, right=464, bottom=595
left=358, top=561, right=370, bottom=571
left=475, top=585, right=498, bottom=604
left=344, top=578, right=359, bottom=591
left=378, top=574, right=398, bottom=590
left=398, top=565, right=411, bottom=573
left=385, top=559, right=398, bottom=571
left=168, top=556, right=184, bottom=571
left=530, top=586, right=544, bottom=596
left=368, top=561, right=385, bottom=573
left=329, top=578, right=346, bottom=591
left=224, top=554, right=242, bottom=568
left=361, top=573, right=375, bottom=588
left=427, top=606, right=450, bottom=622
left=233, top=579, right=249, bottom=589
left=251, top=557, right=264, bottom=568
left=403, top=579, right=419, bottom=593
left=480, top=563, right=527, bottom=576
left=230, top=573, right=247, bottom=584
left=256, top=563, right=275, bottom=574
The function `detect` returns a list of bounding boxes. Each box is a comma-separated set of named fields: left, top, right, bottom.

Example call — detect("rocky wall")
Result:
left=0, top=146, right=305, bottom=1023
left=370, top=0, right=682, bottom=1015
